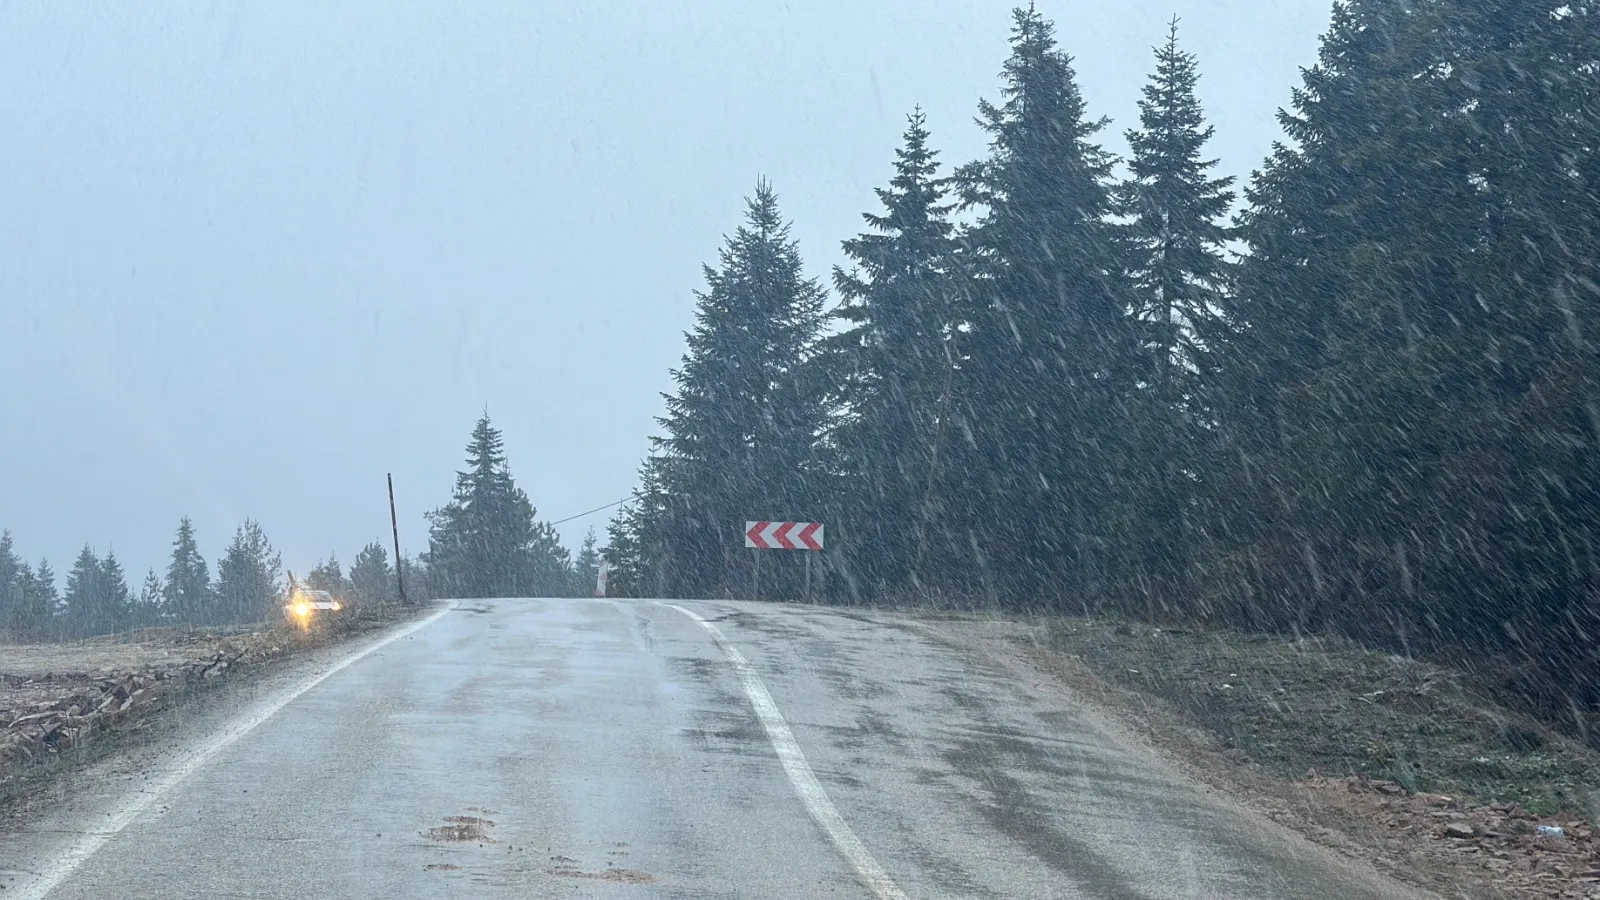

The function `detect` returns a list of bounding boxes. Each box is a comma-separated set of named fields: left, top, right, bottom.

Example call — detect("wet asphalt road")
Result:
left=2, top=598, right=1427, bottom=899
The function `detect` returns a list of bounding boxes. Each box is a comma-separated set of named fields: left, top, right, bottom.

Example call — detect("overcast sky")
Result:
left=0, top=0, right=1331, bottom=581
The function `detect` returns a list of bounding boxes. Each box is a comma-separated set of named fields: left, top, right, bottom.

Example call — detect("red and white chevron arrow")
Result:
left=744, top=521, right=825, bottom=551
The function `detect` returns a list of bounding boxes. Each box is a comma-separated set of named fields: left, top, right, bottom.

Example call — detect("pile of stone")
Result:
left=1300, top=774, right=1600, bottom=899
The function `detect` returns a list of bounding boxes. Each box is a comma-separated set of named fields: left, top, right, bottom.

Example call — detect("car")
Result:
left=284, top=587, right=343, bottom=627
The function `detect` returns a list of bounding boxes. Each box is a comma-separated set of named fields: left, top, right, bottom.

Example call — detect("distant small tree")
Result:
left=0, top=532, right=23, bottom=637
left=307, top=554, right=349, bottom=597
left=348, top=542, right=394, bottom=610
left=164, top=517, right=213, bottom=626
left=572, top=529, right=601, bottom=596
left=99, top=551, right=132, bottom=634
left=426, top=416, right=572, bottom=598
left=135, top=569, right=166, bottom=628
left=215, top=520, right=282, bottom=624
left=15, top=559, right=57, bottom=640
left=398, top=554, right=431, bottom=603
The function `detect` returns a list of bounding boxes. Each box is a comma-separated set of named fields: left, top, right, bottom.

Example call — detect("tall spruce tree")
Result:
left=164, top=517, right=212, bottom=625
left=953, top=5, right=1136, bottom=603
left=650, top=181, right=830, bottom=598
left=1215, top=0, right=1600, bottom=713
left=1114, top=19, right=1236, bottom=604
left=215, top=520, right=281, bottom=623
left=426, top=415, right=571, bottom=597
left=1121, top=19, right=1236, bottom=395
left=61, top=545, right=103, bottom=639
left=98, top=551, right=132, bottom=634
left=832, top=110, right=960, bottom=596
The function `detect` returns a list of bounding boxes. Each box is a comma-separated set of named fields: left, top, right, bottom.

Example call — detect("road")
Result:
left=1, top=598, right=1429, bottom=899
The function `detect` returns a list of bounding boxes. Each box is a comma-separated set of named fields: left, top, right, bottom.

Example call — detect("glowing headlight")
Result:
left=331, top=601, right=342, bottom=611
left=293, top=603, right=311, bottom=616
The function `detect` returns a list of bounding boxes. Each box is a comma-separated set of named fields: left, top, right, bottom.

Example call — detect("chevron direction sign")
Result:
left=744, top=521, right=825, bottom=551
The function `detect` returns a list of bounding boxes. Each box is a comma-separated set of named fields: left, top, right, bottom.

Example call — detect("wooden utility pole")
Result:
left=388, top=473, right=407, bottom=604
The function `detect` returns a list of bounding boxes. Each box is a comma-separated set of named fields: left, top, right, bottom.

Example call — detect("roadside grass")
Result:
left=1043, top=619, right=1600, bottom=817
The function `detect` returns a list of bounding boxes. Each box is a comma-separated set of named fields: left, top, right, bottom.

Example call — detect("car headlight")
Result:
left=293, top=603, right=310, bottom=616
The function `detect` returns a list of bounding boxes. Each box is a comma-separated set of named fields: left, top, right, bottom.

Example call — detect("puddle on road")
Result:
left=548, top=866, right=655, bottom=884
left=546, top=844, right=652, bottom=884
left=423, top=815, right=497, bottom=843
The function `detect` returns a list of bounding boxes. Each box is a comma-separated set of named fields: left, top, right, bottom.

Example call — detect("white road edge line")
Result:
left=15, top=601, right=458, bottom=900
left=660, top=602, right=910, bottom=900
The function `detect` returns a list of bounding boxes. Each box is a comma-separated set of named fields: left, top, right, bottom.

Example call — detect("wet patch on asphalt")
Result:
left=548, top=865, right=655, bottom=883
left=819, top=711, right=908, bottom=753
left=819, top=664, right=891, bottom=702
left=944, top=735, right=1159, bottom=900
left=547, top=845, right=654, bottom=884
left=423, top=814, right=498, bottom=843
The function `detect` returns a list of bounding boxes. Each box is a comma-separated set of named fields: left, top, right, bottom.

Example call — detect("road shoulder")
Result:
left=897, top=612, right=1600, bottom=900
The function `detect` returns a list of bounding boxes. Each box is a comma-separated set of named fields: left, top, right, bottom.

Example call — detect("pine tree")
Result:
left=529, top=521, right=572, bottom=596
left=604, top=460, right=666, bottom=598
left=98, top=551, right=132, bottom=634
left=61, top=545, right=103, bottom=639
left=953, top=5, right=1137, bottom=604
left=215, top=520, right=282, bottom=624
left=0, top=531, right=22, bottom=635
left=1121, top=18, right=1235, bottom=394
left=1212, top=0, right=1600, bottom=703
left=398, top=554, right=430, bottom=603
left=164, top=517, right=212, bottom=625
left=649, top=181, right=831, bottom=598
left=572, top=528, right=601, bottom=597
left=15, top=559, right=57, bottom=640
left=135, top=569, right=165, bottom=628
left=426, top=415, right=571, bottom=598
left=1114, top=19, right=1237, bottom=604
left=307, top=554, right=348, bottom=596
left=348, top=542, right=394, bottom=609
left=831, top=109, right=960, bottom=596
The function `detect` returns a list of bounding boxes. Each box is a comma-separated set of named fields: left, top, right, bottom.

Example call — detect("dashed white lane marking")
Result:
left=661, top=602, right=910, bottom=900
left=15, top=602, right=458, bottom=900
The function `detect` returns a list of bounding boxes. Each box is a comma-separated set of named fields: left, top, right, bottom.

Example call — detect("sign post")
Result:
left=744, top=521, right=825, bottom=601
left=595, top=559, right=609, bottom=598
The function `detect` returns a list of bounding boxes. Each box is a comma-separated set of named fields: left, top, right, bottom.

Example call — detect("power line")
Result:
left=547, top=493, right=637, bottom=527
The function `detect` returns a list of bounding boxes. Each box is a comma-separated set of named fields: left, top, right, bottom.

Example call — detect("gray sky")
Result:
left=0, top=1, right=1330, bottom=580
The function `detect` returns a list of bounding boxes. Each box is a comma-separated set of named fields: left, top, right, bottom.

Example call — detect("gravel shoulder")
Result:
left=904, top=612, right=1600, bottom=900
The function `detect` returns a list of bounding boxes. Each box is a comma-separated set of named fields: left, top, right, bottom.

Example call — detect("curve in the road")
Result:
left=661, top=601, right=910, bottom=900
left=14, top=603, right=457, bottom=900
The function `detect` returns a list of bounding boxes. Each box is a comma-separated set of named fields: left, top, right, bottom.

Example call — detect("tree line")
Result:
left=0, top=518, right=411, bottom=641
left=604, top=2, right=1600, bottom=735
left=0, top=415, right=603, bottom=643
